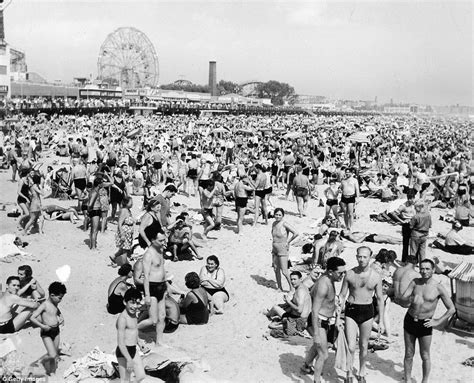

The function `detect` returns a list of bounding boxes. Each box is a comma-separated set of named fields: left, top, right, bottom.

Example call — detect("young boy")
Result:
left=116, top=287, right=146, bottom=383
left=30, top=281, right=67, bottom=376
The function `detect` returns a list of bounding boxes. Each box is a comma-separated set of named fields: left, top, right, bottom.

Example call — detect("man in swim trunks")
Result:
left=392, top=255, right=419, bottom=308
left=340, top=246, right=385, bottom=383
left=340, top=168, right=359, bottom=231
left=70, top=157, right=88, bottom=211
left=0, top=276, right=39, bottom=334
left=303, top=257, right=346, bottom=382
left=400, top=259, right=454, bottom=383
left=340, top=230, right=402, bottom=245
left=138, top=231, right=168, bottom=348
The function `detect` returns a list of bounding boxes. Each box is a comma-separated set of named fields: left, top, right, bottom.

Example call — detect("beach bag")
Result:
left=335, top=331, right=351, bottom=372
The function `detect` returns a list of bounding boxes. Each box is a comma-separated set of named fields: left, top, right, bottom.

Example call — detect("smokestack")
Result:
left=0, top=10, right=4, bottom=41
left=208, top=61, right=217, bottom=96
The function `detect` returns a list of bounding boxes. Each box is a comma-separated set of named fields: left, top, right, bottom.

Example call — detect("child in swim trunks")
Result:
left=116, top=288, right=146, bottom=383
left=30, top=282, right=67, bottom=376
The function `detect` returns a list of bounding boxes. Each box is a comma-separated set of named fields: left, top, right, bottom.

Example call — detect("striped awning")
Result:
left=448, top=261, right=474, bottom=282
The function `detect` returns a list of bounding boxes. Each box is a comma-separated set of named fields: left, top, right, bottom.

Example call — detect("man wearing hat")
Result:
left=443, top=220, right=474, bottom=254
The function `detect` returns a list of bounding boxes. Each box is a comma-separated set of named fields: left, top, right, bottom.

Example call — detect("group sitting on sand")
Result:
left=0, top=110, right=472, bottom=382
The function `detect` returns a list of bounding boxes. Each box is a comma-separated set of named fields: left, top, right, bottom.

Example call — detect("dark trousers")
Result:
left=402, top=223, right=411, bottom=263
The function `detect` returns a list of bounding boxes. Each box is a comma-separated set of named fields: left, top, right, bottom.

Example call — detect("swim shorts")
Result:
left=403, top=313, right=433, bottom=338
left=341, top=194, right=356, bottom=204
left=0, top=318, right=15, bottom=334
left=116, top=345, right=137, bottom=359
left=235, top=197, right=248, bottom=209
left=74, top=178, right=87, bottom=191
left=40, top=325, right=60, bottom=340
left=365, top=234, right=376, bottom=243
left=149, top=281, right=167, bottom=301
left=326, top=199, right=338, bottom=207
left=345, top=302, right=374, bottom=325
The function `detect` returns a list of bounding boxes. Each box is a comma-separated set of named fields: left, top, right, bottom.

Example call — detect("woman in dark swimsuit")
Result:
left=16, top=170, right=31, bottom=229
left=107, top=264, right=133, bottom=315
left=110, top=171, right=127, bottom=222
left=179, top=272, right=209, bottom=325
left=138, top=199, right=163, bottom=249
left=199, top=255, right=229, bottom=314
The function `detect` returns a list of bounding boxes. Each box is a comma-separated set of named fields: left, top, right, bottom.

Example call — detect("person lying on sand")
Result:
left=340, top=230, right=402, bottom=245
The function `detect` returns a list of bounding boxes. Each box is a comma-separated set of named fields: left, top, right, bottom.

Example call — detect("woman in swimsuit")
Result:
left=199, top=255, right=229, bottom=314
left=17, top=169, right=31, bottom=229
left=271, top=208, right=299, bottom=292
left=107, top=264, right=133, bottom=315
left=109, top=170, right=127, bottom=222
left=87, top=177, right=103, bottom=249
left=23, top=173, right=44, bottom=235
left=138, top=199, right=163, bottom=249
left=111, top=196, right=135, bottom=267
left=179, top=272, right=209, bottom=325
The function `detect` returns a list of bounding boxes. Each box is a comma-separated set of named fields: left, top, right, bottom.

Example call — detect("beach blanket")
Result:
left=63, top=347, right=117, bottom=382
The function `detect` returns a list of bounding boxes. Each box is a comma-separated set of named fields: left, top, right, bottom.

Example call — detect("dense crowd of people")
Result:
left=0, top=109, right=472, bottom=382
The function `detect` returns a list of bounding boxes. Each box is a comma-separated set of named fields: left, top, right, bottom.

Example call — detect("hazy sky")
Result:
left=4, top=0, right=473, bottom=105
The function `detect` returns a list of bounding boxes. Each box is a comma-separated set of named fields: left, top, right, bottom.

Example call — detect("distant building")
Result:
left=293, top=94, right=327, bottom=108
left=384, top=105, right=418, bottom=114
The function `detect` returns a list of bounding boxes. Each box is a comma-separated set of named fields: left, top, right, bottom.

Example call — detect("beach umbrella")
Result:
left=283, top=131, right=303, bottom=139
left=212, top=127, right=229, bottom=134
left=348, top=131, right=376, bottom=144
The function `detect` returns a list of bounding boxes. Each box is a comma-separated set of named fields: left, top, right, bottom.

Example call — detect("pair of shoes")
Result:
left=300, top=363, right=314, bottom=374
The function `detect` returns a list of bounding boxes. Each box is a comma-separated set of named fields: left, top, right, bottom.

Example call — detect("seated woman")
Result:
left=199, top=255, right=229, bottom=314
left=106, top=264, right=133, bottom=315
left=371, top=277, right=392, bottom=344
left=179, top=272, right=209, bottom=325
left=168, top=213, right=201, bottom=261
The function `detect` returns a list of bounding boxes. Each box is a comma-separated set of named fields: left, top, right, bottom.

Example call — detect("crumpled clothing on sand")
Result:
left=0, top=234, right=30, bottom=263
left=63, top=347, right=117, bottom=382
left=462, top=356, right=474, bottom=367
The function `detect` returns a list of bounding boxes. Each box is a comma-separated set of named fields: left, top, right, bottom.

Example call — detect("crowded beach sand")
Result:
left=0, top=121, right=472, bottom=382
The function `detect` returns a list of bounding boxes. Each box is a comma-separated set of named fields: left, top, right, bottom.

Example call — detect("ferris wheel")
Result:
left=97, top=27, right=159, bottom=89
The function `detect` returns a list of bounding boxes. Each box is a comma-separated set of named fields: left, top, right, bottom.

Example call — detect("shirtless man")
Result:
left=340, top=230, right=402, bottom=245
left=303, top=257, right=346, bottom=382
left=70, top=157, right=88, bottom=210
left=400, top=259, right=455, bottom=383
left=234, top=175, right=254, bottom=234
left=340, top=168, right=360, bottom=231
left=0, top=276, right=39, bottom=334
left=137, top=231, right=168, bottom=348
left=393, top=255, right=420, bottom=308
left=340, top=246, right=384, bottom=383
left=267, top=271, right=311, bottom=324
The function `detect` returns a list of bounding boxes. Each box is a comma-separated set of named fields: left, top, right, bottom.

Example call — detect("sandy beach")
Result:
left=0, top=152, right=472, bottom=383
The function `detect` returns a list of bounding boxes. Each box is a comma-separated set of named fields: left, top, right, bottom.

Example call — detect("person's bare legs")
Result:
left=419, top=335, right=432, bottom=383
left=155, top=297, right=166, bottom=347
left=12, top=309, right=34, bottom=330
left=403, top=331, right=416, bottom=383
left=346, top=202, right=355, bottom=231
left=138, top=298, right=158, bottom=331
left=358, top=319, right=373, bottom=378
left=90, top=215, right=100, bottom=249
left=253, top=196, right=261, bottom=226
left=272, top=254, right=283, bottom=290
left=236, top=207, right=245, bottom=234
left=212, top=291, right=228, bottom=314
left=100, top=211, right=108, bottom=233
left=41, top=336, right=59, bottom=375
left=313, top=327, right=329, bottom=383
left=345, top=317, right=359, bottom=379
left=278, top=255, right=292, bottom=292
